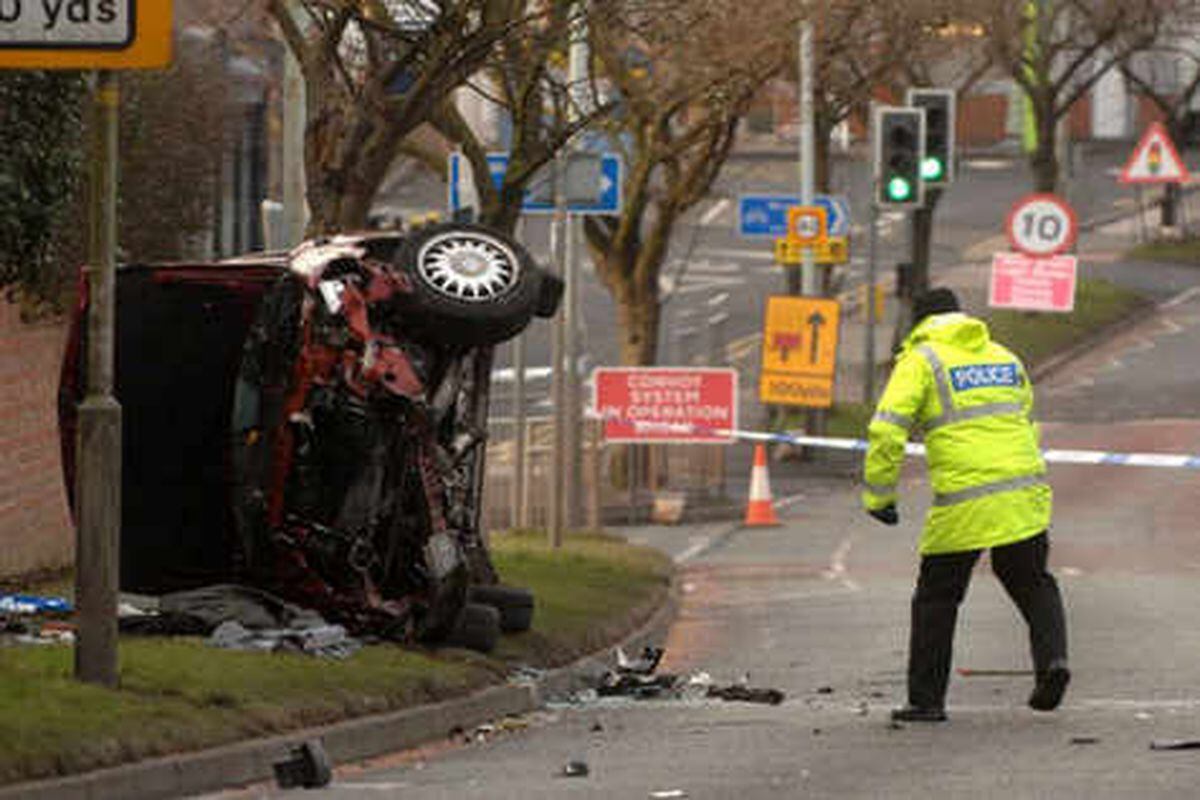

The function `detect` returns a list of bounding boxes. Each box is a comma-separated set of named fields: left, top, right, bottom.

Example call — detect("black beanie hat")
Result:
left=912, top=288, right=960, bottom=325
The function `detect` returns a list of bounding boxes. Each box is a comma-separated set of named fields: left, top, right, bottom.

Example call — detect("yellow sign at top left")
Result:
left=0, top=1, right=171, bottom=69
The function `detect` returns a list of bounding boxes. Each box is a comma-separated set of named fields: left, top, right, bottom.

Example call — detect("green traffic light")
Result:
left=921, top=156, right=944, bottom=181
left=886, top=176, right=913, bottom=201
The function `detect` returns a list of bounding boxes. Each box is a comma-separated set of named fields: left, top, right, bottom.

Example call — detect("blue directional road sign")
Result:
left=449, top=151, right=623, bottom=216
left=738, top=194, right=850, bottom=238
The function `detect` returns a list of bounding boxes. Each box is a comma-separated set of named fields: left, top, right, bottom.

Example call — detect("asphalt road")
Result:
left=205, top=268, right=1200, bottom=798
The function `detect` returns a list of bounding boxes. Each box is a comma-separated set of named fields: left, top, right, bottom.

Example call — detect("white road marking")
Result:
left=964, top=158, right=1016, bottom=171
left=700, top=198, right=730, bottom=226
left=1161, top=284, right=1200, bottom=309
left=1060, top=566, right=1083, bottom=577
left=1161, top=317, right=1184, bottom=335
left=696, top=247, right=776, bottom=262
left=676, top=535, right=714, bottom=564
left=775, top=493, right=807, bottom=510
left=822, top=536, right=860, bottom=591
left=673, top=275, right=745, bottom=295
left=686, top=260, right=743, bottom=274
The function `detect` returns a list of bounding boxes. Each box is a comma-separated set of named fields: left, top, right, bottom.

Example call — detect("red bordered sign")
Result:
left=1120, top=122, right=1191, bottom=184
left=1005, top=193, right=1077, bottom=258
left=592, top=367, right=738, bottom=444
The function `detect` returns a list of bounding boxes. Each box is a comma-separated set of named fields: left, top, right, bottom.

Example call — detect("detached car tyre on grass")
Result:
left=59, top=226, right=562, bottom=648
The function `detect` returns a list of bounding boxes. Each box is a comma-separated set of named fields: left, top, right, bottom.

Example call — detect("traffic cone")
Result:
left=743, top=444, right=780, bottom=527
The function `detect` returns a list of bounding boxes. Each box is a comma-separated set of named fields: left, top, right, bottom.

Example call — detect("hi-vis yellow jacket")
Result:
left=862, top=312, right=1051, bottom=555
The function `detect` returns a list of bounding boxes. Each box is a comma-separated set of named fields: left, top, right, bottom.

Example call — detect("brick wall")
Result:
left=0, top=300, right=72, bottom=580
left=959, top=94, right=1008, bottom=146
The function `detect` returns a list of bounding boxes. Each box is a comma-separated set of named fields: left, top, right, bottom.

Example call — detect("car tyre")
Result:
left=445, top=602, right=502, bottom=653
left=390, top=223, right=558, bottom=347
left=467, top=584, right=535, bottom=633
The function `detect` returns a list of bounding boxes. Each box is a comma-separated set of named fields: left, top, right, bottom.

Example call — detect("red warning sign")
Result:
left=1120, top=122, right=1190, bottom=184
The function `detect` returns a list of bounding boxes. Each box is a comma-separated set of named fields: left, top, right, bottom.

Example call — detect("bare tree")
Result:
left=432, top=1, right=613, bottom=235
left=267, top=0, right=566, bottom=234
left=581, top=0, right=791, bottom=365
left=977, top=0, right=1171, bottom=192
left=1118, top=0, right=1200, bottom=224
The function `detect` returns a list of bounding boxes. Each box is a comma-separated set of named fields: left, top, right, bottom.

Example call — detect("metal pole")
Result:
left=864, top=198, right=879, bottom=405
left=512, top=218, right=529, bottom=529
left=512, top=334, right=527, bottom=529
left=549, top=150, right=568, bottom=548
left=587, top=420, right=602, bottom=530
left=563, top=218, right=581, bottom=528
left=281, top=17, right=307, bottom=246
left=799, top=20, right=816, bottom=297
left=563, top=4, right=589, bottom=530
left=75, top=71, right=122, bottom=687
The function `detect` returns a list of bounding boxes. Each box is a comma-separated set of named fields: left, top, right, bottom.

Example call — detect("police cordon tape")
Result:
left=600, top=417, right=1200, bottom=470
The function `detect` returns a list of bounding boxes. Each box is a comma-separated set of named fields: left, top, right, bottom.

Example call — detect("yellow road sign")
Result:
left=0, top=3, right=172, bottom=69
left=774, top=236, right=849, bottom=265
left=759, top=296, right=841, bottom=408
left=787, top=205, right=828, bottom=245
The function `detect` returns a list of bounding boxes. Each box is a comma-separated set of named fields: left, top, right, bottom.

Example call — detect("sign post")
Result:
left=2, top=2, right=173, bottom=687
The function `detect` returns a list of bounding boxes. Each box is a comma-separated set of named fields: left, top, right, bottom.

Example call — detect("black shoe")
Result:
left=1029, top=664, right=1071, bottom=711
left=891, top=706, right=947, bottom=723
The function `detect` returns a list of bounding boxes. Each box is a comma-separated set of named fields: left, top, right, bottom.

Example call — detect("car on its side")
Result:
left=59, top=223, right=562, bottom=649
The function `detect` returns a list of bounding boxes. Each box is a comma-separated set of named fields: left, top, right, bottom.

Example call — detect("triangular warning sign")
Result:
left=1120, top=122, right=1191, bottom=184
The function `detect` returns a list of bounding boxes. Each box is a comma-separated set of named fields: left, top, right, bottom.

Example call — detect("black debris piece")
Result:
left=1070, top=736, right=1100, bottom=746
left=273, top=740, right=332, bottom=789
left=616, top=645, right=665, bottom=675
left=561, top=760, right=590, bottom=778
left=706, top=685, right=786, bottom=705
left=817, top=686, right=834, bottom=695
left=1150, top=739, right=1200, bottom=751
left=598, top=672, right=679, bottom=699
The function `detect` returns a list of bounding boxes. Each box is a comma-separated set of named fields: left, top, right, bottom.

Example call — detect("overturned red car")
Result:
left=59, top=224, right=562, bottom=649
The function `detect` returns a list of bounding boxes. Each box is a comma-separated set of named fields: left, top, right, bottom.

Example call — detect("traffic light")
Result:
left=873, top=106, right=925, bottom=208
left=907, top=88, right=956, bottom=186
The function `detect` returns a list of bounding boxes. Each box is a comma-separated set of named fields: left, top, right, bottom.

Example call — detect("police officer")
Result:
left=862, top=288, right=1069, bottom=722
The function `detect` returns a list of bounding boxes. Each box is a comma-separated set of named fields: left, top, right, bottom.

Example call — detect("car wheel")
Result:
left=444, top=602, right=502, bottom=653
left=467, top=584, right=535, bottom=633
left=391, top=223, right=558, bottom=347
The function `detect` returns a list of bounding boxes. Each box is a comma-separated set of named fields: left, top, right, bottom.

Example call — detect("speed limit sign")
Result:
left=1006, top=193, right=1077, bottom=257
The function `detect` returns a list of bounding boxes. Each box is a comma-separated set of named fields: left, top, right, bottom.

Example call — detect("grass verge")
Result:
left=985, top=276, right=1148, bottom=367
left=0, top=531, right=671, bottom=785
left=1126, top=236, right=1200, bottom=264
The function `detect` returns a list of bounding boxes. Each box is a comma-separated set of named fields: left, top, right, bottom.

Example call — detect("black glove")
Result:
left=868, top=504, right=899, bottom=526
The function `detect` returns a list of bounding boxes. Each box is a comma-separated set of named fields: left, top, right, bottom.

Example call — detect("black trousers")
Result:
left=908, top=531, right=1068, bottom=709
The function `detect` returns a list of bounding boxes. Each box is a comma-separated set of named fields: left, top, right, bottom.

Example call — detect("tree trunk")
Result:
left=1031, top=102, right=1059, bottom=193
left=815, top=115, right=833, bottom=195
left=613, top=281, right=661, bottom=366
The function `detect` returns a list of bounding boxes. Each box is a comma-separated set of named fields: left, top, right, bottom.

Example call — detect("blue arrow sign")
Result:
left=738, top=194, right=850, bottom=238
left=449, top=151, right=623, bottom=216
